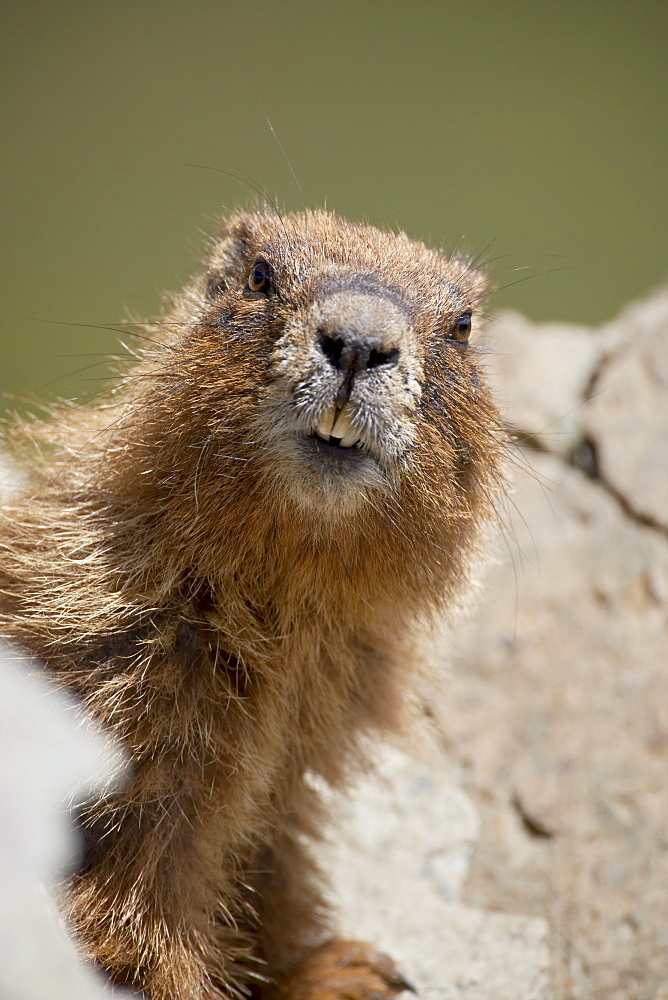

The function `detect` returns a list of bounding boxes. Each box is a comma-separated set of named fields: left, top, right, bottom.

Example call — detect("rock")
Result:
left=581, top=288, right=668, bottom=530
left=431, top=289, right=668, bottom=999
left=0, top=643, right=130, bottom=1000
left=318, top=743, right=552, bottom=1000
left=484, top=310, right=602, bottom=454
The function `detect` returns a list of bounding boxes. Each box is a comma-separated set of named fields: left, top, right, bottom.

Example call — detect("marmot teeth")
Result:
left=336, top=428, right=359, bottom=448
left=316, top=405, right=359, bottom=448
left=316, top=407, right=336, bottom=440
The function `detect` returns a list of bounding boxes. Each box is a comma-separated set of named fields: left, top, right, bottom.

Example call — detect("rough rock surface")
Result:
left=582, top=290, right=668, bottom=531
left=430, top=287, right=668, bottom=1000
left=317, top=742, right=551, bottom=1000
left=0, top=643, right=129, bottom=999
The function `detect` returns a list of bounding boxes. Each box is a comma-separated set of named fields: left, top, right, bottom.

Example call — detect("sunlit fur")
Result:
left=0, top=208, right=505, bottom=999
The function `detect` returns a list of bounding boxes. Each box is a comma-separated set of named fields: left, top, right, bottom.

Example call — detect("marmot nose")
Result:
left=318, top=329, right=401, bottom=375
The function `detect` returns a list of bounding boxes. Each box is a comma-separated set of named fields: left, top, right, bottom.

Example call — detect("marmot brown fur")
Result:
left=0, top=207, right=505, bottom=999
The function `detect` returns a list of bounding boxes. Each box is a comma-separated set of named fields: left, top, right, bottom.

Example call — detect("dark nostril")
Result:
left=317, top=330, right=400, bottom=373
left=318, top=332, right=345, bottom=370
left=367, top=347, right=400, bottom=369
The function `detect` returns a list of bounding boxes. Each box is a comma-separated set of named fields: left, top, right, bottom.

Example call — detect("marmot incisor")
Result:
left=0, top=207, right=505, bottom=999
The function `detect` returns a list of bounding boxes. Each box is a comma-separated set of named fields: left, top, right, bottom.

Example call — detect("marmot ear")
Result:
left=205, top=214, right=255, bottom=301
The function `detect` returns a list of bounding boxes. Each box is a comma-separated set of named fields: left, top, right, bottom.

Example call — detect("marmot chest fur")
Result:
left=0, top=207, right=504, bottom=1000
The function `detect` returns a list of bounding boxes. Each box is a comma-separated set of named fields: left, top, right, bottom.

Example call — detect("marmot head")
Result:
left=161, top=208, right=503, bottom=521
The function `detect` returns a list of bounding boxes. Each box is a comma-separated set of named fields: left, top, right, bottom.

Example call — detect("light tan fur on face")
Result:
left=263, top=287, right=422, bottom=512
left=0, top=207, right=505, bottom=999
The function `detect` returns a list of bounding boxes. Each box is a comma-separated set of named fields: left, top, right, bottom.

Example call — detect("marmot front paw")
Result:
left=277, top=939, right=416, bottom=1000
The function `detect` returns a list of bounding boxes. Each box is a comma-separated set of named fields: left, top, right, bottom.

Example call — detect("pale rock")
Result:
left=438, top=444, right=668, bottom=998
left=318, top=744, right=552, bottom=1000
left=581, top=288, right=668, bottom=530
left=0, top=643, right=128, bottom=1000
left=484, top=310, right=601, bottom=454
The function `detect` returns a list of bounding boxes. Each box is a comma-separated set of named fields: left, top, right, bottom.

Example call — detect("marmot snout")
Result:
left=270, top=284, right=420, bottom=506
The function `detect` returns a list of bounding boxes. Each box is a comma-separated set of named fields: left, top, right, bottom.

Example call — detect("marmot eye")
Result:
left=246, top=259, right=273, bottom=295
left=449, top=312, right=472, bottom=343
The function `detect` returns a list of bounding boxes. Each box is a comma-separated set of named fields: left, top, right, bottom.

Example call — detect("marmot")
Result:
left=0, top=207, right=505, bottom=999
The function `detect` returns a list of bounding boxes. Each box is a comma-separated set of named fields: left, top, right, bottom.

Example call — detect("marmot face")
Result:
left=198, top=208, right=492, bottom=514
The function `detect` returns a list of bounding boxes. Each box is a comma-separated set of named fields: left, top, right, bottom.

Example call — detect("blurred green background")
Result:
left=1, top=0, right=666, bottom=413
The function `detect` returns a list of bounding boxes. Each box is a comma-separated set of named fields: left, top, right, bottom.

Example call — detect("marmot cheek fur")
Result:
left=0, top=208, right=505, bottom=999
